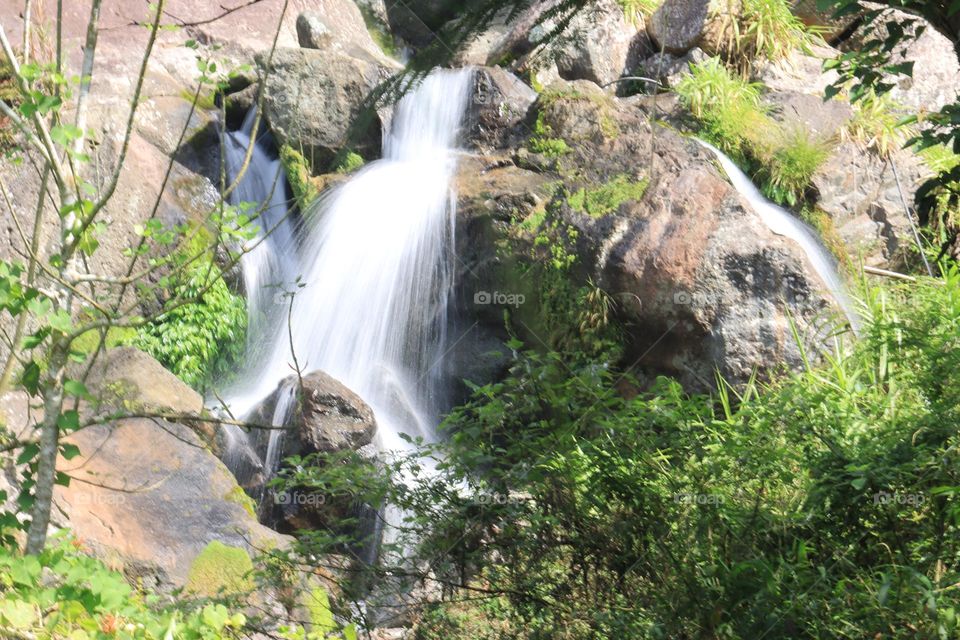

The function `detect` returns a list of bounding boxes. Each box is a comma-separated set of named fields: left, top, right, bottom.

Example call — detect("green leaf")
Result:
left=0, top=598, right=35, bottom=628
left=20, top=361, right=41, bottom=396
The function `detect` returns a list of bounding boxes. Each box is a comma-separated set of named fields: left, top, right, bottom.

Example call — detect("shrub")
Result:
left=675, top=57, right=773, bottom=156
left=842, top=90, right=914, bottom=157
left=0, top=536, right=248, bottom=638
left=134, top=254, right=247, bottom=391
left=763, top=126, right=832, bottom=206
left=735, top=0, right=821, bottom=62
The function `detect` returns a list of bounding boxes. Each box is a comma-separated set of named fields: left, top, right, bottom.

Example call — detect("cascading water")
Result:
left=697, top=139, right=862, bottom=334
left=220, top=69, right=475, bottom=493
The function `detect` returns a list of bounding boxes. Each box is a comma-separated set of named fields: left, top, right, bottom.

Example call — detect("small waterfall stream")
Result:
left=218, top=69, right=475, bottom=497
left=697, top=139, right=862, bottom=334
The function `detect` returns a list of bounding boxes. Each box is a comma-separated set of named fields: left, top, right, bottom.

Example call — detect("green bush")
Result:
left=763, top=126, right=832, bottom=206
left=0, top=536, right=247, bottom=639
left=134, top=257, right=247, bottom=391
left=675, top=57, right=774, bottom=158
left=735, top=0, right=820, bottom=62
left=302, top=264, right=960, bottom=639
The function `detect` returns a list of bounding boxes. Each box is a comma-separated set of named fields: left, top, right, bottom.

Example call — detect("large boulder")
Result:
left=649, top=0, right=739, bottom=55
left=259, top=47, right=399, bottom=171
left=50, top=417, right=289, bottom=592
left=296, top=0, right=395, bottom=64
left=843, top=7, right=960, bottom=113
left=83, top=347, right=203, bottom=416
left=457, top=80, right=852, bottom=390
left=551, top=0, right=651, bottom=87
left=811, top=143, right=929, bottom=267
left=241, top=371, right=377, bottom=532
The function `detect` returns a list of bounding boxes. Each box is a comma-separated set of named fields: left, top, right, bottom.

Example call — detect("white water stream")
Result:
left=219, top=69, right=475, bottom=485
left=697, top=139, right=862, bottom=334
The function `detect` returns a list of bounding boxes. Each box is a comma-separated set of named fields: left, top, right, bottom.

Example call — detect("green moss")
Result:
left=357, top=5, right=401, bottom=58
left=538, top=85, right=620, bottom=140
left=179, top=88, right=217, bottom=111
left=567, top=174, right=649, bottom=218
left=528, top=112, right=571, bottom=157
left=186, top=541, right=254, bottom=597
left=71, top=326, right=138, bottom=355
left=224, top=486, right=257, bottom=518
left=279, top=144, right=321, bottom=208
left=334, top=151, right=365, bottom=174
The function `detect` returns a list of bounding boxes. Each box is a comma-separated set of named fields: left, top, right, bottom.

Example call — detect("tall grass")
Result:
left=842, top=90, right=914, bottom=157
left=764, top=127, right=832, bottom=205
left=735, top=0, right=821, bottom=61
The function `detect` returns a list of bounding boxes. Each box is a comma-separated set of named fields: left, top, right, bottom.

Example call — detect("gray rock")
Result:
left=638, top=47, right=708, bottom=88
left=296, top=1, right=394, bottom=63
left=649, top=0, right=738, bottom=55
left=812, top=142, right=928, bottom=267
left=295, top=371, right=378, bottom=455
left=753, top=44, right=843, bottom=96
left=259, top=47, right=398, bottom=171
left=467, top=67, right=539, bottom=150
left=51, top=417, right=289, bottom=591
left=551, top=0, right=650, bottom=87
left=84, top=347, right=203, bottom=416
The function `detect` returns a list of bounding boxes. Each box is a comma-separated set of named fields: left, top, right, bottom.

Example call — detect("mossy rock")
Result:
left=567, top=174, right=650, bottom=218
left=223, top=486, right=257, bottom=519
left=186, top=541, right=254, bottom=597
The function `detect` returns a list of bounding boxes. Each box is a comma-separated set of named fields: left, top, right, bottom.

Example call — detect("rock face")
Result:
left=551, top=0, right=650, bottom=87
left=51, top=417, right=288, bottom=591
left=649, top=0, right=738, bottom=55
left=812, top=143, right=928, bottom=267
left=457, top=79, right=847, bottom=390
left=468, top=67, right=539, bottom=151
left=83, top=347, right=203, bottom=416
left=296, top=0, right=395, bottom=63
left=260, top=46, right=398, bottom=171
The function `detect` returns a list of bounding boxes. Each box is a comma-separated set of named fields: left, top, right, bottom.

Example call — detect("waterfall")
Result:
left=220, top=69, right=475, bottom=485
left=223, top=108, right=300, bottom=349
left=697, top=140, right=862, bottom=334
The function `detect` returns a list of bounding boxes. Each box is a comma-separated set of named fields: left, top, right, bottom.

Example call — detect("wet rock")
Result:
left=467, top=67, right=539, bottom=151
left=638, top=47, right=708, bottom=88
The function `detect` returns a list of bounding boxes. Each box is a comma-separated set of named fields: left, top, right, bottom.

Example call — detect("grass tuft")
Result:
left=764, top=127, right=832, bottom=206
left=841, top=90, right=914, bottom=157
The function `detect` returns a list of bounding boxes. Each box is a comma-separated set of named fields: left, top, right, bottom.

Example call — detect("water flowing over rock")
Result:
left=221, top=69, right=476, bottom=491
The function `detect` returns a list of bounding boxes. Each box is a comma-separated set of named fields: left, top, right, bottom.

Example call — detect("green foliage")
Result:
left=279, top=144, right=320, bottom=209
left=675, top=57, right=772, bottom=157
left=617, top=0, right=660, bottom=22
left=0, top=536, right=247, bottom=639
left=566, top=174, right=649, bottom=217
left=842, top=90, right=913, bottom=157
left=133, top=255, right=247, bottom=391
left=735, top=0, right=821, bottom=62
left=334, top=150, right=365, bottom=174
left=528, top=112, right=571, bottom=157
left=762, top=126, right=832, bottom=206
left=186, top=541, right=254, bottom=598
